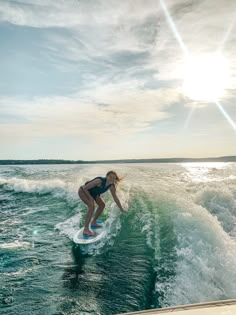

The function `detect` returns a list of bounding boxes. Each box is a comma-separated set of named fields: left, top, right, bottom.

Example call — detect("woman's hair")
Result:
left=106, top=170, right=122, bottom=184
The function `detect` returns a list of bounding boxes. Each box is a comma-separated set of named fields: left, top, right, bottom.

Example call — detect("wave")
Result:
left=152, top=194, right=236, bottom=307
left=0, top=177, right=82, bottom=210
left=123, top=184, right=236, bottom=308
left=56, top=180, right=236, bottom=308
left=194, top=186, right=236, bottom=237
left=0, top=177, right=66, bottom=194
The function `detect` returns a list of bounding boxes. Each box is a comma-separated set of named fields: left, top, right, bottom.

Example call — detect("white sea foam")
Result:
left=127, top=163, right=236, bottom=307
left=0, top=176, right=83, bottom=210
left=0, top=240, right=31, bottom=250
left=0, top=177, right=66, bottom=195
left=155, top=195, right=236, bottom=307
left=0, top=218, right=22, bottom=226
left=55, top=211, right=82, bottom=240
left=194, top=186, right=236, bottom=236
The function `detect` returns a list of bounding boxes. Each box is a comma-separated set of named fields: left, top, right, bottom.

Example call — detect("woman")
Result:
left=78, top=170, right=126, bottom=236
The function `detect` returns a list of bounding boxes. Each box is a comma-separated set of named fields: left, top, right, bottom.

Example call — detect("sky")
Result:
left=0, top=0, right=236, bottom=160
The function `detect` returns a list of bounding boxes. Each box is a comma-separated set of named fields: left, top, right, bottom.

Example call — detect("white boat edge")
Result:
left=117, top=298, right=236, bottom=315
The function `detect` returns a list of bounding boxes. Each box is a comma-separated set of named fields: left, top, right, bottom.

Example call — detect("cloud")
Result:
left=0, top=0, right=158, bottom=29
left=0, top=1, right=84, bottom=28
left=148, top=0, right=236, bottom=83
left=0, top=83, right=182, bottom=144
left=0, top=0, right=236, bottom=159
left=2, top=0, right=236, bottom=87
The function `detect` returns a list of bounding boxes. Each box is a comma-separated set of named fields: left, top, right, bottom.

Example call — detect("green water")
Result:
left=1, top=163, right=236, bottom=314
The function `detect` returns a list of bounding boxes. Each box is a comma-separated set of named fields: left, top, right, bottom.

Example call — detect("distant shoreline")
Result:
left=0, top=156, right=235, bottom=165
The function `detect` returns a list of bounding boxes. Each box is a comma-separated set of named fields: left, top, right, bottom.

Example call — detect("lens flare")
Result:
left=215, top=101, right=236, bottom=130
left=183, top=54, right=231, bottom=102
left=159, top=0, right=235, bottom=131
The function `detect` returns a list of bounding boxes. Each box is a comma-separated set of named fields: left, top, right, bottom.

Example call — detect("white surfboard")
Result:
left=73, top=223, right=106, bottom=245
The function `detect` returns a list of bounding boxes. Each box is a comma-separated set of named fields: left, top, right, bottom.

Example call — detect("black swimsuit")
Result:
left=82, top=177, right=113, bottom=200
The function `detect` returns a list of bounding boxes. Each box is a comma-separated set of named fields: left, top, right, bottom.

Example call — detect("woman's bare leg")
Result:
left=91, top=196, right=105, bottom=226
left=78, top=188, right=95, bottom=236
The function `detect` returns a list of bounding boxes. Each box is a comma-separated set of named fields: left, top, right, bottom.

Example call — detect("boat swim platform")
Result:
left=117, top=299, right=236, bottom=315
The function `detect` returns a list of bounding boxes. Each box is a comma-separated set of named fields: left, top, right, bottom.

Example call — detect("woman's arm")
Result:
left=110, top=185, right=126, bottom=212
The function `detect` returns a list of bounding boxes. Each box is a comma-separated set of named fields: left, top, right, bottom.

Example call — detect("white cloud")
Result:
left=0, top=0, right=236, bottom=159
left=2, top=0, right=235, bottom=87
left=0, top=83, right=181, bottom=144
left=0, top=0, right=157, bottom=28
left=0, top=1, right=83, bottom=28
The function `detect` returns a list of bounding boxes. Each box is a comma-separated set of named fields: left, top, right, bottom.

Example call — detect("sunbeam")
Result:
left=218, top=18, right=236, bottom=53
left=160, top=0, right=235, bottom=132
left=159, top=0, right=189, bottom=56
left=183, top=105, right=196, bottom=130
left=215, top=101, right=236, bottom=131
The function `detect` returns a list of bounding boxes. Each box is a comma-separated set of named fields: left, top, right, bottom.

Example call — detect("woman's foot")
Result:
left=83, top=228, right=96, bottom=237
left=91, top=220, right=103, bottom=228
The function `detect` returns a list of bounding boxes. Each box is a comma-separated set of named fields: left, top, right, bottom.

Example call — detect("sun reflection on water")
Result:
left=181, top=162, right=228, bottom=182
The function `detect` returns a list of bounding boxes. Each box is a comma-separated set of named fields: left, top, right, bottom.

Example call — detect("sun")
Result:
left=182, top=53, right=231, bottom=102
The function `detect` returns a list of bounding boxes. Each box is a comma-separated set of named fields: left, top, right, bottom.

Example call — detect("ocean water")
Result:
left=1, top=163, right=236, bottom=315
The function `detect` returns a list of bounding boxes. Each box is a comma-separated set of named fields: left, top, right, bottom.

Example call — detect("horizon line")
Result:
left=0, top=155, right=235, bottom=164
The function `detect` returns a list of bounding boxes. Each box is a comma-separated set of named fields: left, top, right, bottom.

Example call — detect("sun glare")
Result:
left=182, top=54, right=231, bottom=102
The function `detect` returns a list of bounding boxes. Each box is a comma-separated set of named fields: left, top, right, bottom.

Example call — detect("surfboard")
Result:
left=73, top=222, right=106, bottom=245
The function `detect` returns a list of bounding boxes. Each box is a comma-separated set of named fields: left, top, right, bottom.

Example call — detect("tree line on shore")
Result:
left=0, top=156, right=236, bottom=165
